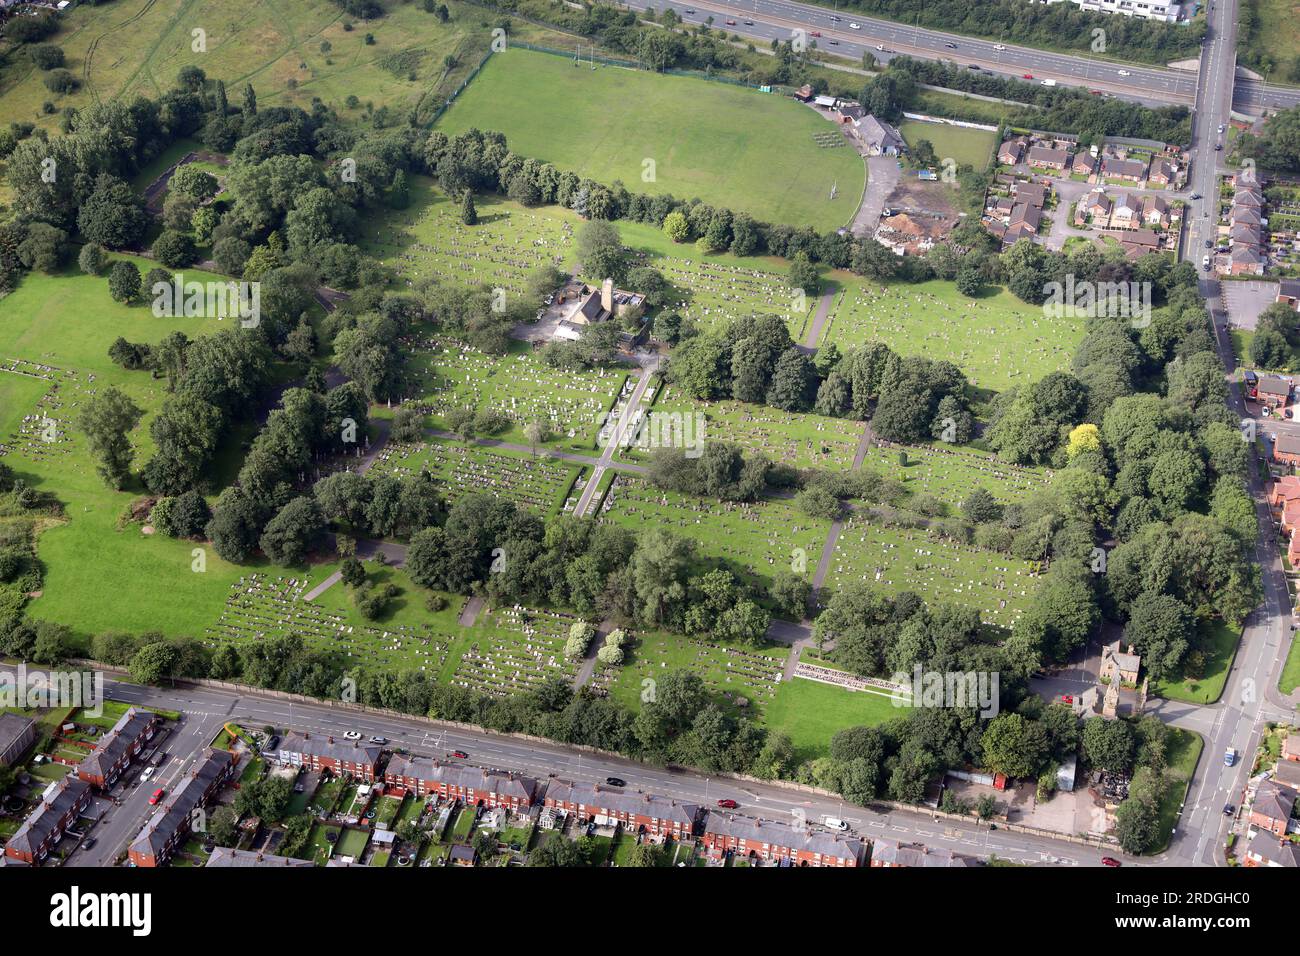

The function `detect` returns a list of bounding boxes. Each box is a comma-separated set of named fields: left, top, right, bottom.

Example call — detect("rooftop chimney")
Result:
left=601, top=278, right=613, bottom=314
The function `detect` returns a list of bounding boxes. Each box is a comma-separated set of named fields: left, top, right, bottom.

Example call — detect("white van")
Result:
left=823, top=817, right=849, bottom=831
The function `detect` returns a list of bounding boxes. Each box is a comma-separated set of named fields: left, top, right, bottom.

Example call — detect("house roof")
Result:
left=205, top=847, right=313, bottom=867
left=1013, top=183, right=1047, bottom=207
left=1028, top=146, right=1070, bottom=166
left=1277, top=434, right=1300, bottom=458
left=1073, top=151, right=1098, bottom=171
left=1272, top=759, right=1300, bottom=790
left=997, top=140, right=1024, bottom=162
left=6, top=777, right=91, bottom=856
left=705, top=812, right=865, bottom=862
left=1104, top=157, right=1148, bottom=179
left=385, top=756, right=539, bottom=803
left=1278, top=279, right=1300, bottom=300
left=871, top=837, right=972, bottom=867
left=278, top=732, right=381, bottom=766
left=1009, top=203, right=1041, bottom=230
left=130, top=749, right=233, bottom=858
left=0, top=712, right=35, bottom=755
left=1142, top=195, right=1169, bottom=217
left=77, top=708, right=156, bottom=779
left=1258, top=375, right=1291, bottom=396
left=1253, top=780, right=1297, bottom=823
left=859, top=115, right=904, bottom=150
left=1232, top=245, right=1265, bottom=264
left=1232, top=205, right=1262, bottom=225
left=544, top=781, right=700, bottom=826
left=1112, top=193, right=1142, bottom=215
left=1284, top=735, right=1300, bottom=760
left=1247, top=832, right=1300, bottom=867
left=1273, top=475, right=1300, bottom=501
left=1234, top=187, right=1263, bottom=207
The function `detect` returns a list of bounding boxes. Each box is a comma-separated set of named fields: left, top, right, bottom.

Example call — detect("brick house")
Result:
left=1248, top=780, right=1296, bottom=837
left=0, top=712, right=37, bottom=766
left=1284, top=734, right=1300, bottom=763
left=997, top=138, right=1026, bottom=166
left=384, top=756, right=539, bottom=812
left=870, top=838, right=974, bottom=867
left=1277, top=279, right=1300, bottom=311
left=544, top=782, right=701, bottom=843
left=275, top=732, right=382, bottom=781
left=76, top=707, right=160, bottom=789
left=700, top=813, right=865, bottom=866
left=1072, top=151, right=1098, bottom=178
left=1244, top=831, right=1300, bottom=867
left=205, top=847, right=313, bottom=868
left=1259, top=375, right=1293, bottom=411
left=1230, top=245, right=1266, bottom=276
left=1275, top=433, right=1300, bottom=469
left=1234, top=185, right=1264, bottom=208
left=1142, top=195, right=1172, bottom=228
left=3, top=776, right=93, bottom=865
left=1109, top=193, right=1142, bottom=229
left=128, top=748, right=235, bottom=867
left=1027, top=146, right=1070, bottom=171
left=1103, top=156, right=1148, bottom=183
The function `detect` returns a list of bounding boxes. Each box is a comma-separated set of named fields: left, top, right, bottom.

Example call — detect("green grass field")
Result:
left=1280, top=631, right=1300, bottom=696
left=898, top=120, right=997, bottom=171
left=1151, top=728, right=1203, bottom=855
left=824, top=277, right=1084, bottom=393
left=764, top=674, right=905, bottom=762
left=1240, top=0, right=1300, bottom=86
left=1150, top=621, right=1241, bottom=705
left=0, top=0, right=556, bottom=131
left=436, top=47, right=866, bottom=231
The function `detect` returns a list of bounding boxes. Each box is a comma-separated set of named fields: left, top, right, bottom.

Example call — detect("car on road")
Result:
left=810, top=31, right=821, bottom=37
left=744, top=19, right=754, bottom=25
left=725, top=18, right=736, bottom=25
left=82, top=837, right=96, bottom=850
left=140, top=767, right=156, bottom=783
left=824, top=817, right=849, bottom=831
left=684, top=8, right=694, bottom=12
left=829, top=39, right=838, bottom=44
left=968, top=64, right=980, bottom=70
left=849, top=22, right=861, bottom=29
left=1224, top=747, right=1237, bottom=767
left=993, top=43, right=1005, bottom=51
left=1190, top=193, right=1201, bottom=200
left=944, top=41, right=957, bottom=48
left=1101, top=856, right=1122, bottom=867
left=1205, top=240, right=1213, bottom=249
left=717, top=798, right=739, bottom=808
left=343, top=731, right=362, bottom=740
left=876, top=43, right=885, bottom=51
left=1117, top=69, right=1131, bottom=77
left=1089, top=89, right=1102, bottom=96
left=149, top=788, right=166, bottom=805
left=1202, top=255, right=1211, bottom=270
left=369, top=736, right=388, bottom=745
left=1215, top=143, right=1223, bottom=151
left=829, top=14, right=842, bottom=20
left=1022, top=73, right=1034, bottom=79
left=1218, top=124, right=1225, bottom=133
left=450, top=750, right=469, bottom=759
left=605, top=777, right=626, bottom=787
left=1224, top=803, right=1236, bottom=816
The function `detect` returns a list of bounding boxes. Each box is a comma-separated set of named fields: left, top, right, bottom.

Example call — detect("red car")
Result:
left=450, top=750, right=468, bottom=759
left=717, top=798, right=739, bottom=809
left=1022, top=73, right=1034, bottom=79
left=1089, top=89, right=1103, bottom=95
left=149, top=788, right=166, bottom=805
left=1101, top=856, right=1122, bottom=867
left=810, top=30, right=821, bottom=37
left=726, top=18, right=736, bottom=25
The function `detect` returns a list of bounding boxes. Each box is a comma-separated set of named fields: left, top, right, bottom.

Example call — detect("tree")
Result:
left=788, top=251, right=820, bottom=295
left=662, top=210, right=690, bottom=243
left=980, top=713, right=1048, bottom=780
left=1125, top=592, right=1192, bottom=679
left=78, top=242, right=107, bottom=275
left=78, top=386, right=143, bottom=488
left=460, top=190, right=478, bottom=226
left=108, top=260, right=141, bottom=304
left=206, top=487, right=266, bottom=563
left=766, top=348, right=816, bottom=411
left=78, top=174, right=149, bottom=249
left=129, top=641, right=179, bottom=685
left=961, top=487, right=1002, bottom=524
left=152, top=230, right=198, bottom=268
left=626, top=843, right=666, bottom=866
left=17, top=223, right=68, bottom=272
left=577, top=220, right=629, bottom=285
left=1082, top=716, right=1135, bottom=774
left=260, top=497, right=325, bottom=566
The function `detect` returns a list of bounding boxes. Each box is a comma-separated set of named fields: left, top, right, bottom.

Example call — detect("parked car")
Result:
left=140, top=767, right=156, bottom=783
left=149, top=788, right=166, bottom=805
left=343, top=731, right=362, bottom=740
left=605, top=777, right=626, bottom=787
left=1223, top=804, right=1236, bottom=816
left=717, top=798, right=739, bottom=809
left=1101, top=856, right=1122, bottom=867
left=82, top=837, right=96, bottom=850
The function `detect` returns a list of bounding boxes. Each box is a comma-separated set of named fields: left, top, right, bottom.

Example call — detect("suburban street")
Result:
left=4, top=664, right=1123, bottom=868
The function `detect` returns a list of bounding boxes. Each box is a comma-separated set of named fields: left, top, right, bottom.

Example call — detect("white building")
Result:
left=1033, top=0, right=1182, bottom=23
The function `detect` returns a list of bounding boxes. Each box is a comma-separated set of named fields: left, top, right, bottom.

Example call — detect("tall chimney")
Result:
left=601, top=278, right=613, bottom=314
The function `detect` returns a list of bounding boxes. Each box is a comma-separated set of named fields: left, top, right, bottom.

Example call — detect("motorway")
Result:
left=12, top=666, right=1123, bottom=868
left=619, top=0, right=1300, bottom=113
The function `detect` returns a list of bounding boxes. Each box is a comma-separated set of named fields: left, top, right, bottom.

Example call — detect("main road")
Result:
left=618, top=0, right=1300, bottom=114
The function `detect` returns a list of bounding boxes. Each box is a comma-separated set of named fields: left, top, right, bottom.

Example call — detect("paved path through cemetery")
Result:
left=800, top=289, right=837, bottom=351
left=574, top=364, right=657, bottom=518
